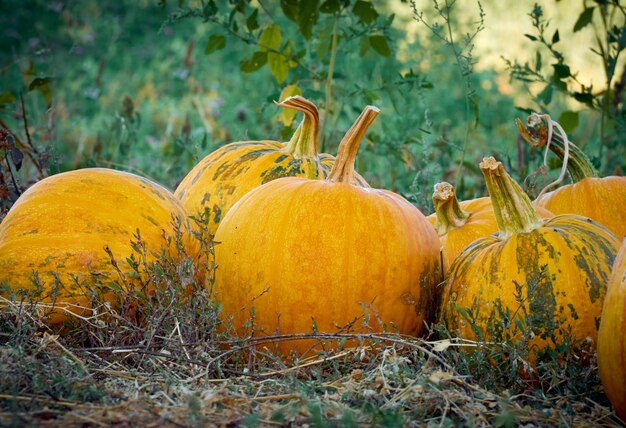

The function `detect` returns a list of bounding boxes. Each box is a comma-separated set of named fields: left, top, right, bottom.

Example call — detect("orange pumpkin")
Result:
left=518, top=115, right=626, bottom=239
left=175, top=96, right=367, bottom=234
left=427, top=182, right=552, bottom=272
left=214, top=106, right=442, bottom=356
left=0, top=168, right=201, bottom=324
left=440, top=157, right=619, bottom=356
left=598, top=238, right=626, bottom=421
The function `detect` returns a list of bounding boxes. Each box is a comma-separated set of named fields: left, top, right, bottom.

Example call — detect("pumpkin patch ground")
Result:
left=2, top=1, right=626, bottom=426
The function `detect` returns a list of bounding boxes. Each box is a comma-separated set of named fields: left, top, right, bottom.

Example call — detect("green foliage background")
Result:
left=0, top=0, right=624, bottom=214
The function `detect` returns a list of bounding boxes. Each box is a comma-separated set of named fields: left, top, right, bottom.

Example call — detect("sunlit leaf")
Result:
left=277, top=84, right=302, bottom=126
left=259, top=24, right=282, bottom=51
left=268, top=52, right=289, bottom=83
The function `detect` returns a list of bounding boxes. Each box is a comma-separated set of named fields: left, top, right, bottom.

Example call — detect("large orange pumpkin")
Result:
left=426, top=182, right=552, bottom=272
left=518, top=114, right=626, bottom=239
left=0, top=168, right=201, bottom=324
left=440, top=157, right=619, bottom=356
left=598, top=238, right=626, bottom=421
left=213, top=106, right=442, bottom=356
left=175, top=96, right=367, bottom=234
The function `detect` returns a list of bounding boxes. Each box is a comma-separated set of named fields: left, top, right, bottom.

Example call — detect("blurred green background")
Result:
left=1, top=0, right=624, bottom=214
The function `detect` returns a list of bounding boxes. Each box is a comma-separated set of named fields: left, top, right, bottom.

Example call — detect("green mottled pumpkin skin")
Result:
left=440, top=215, right=619, bottom=350
left=175, top=140, right=367, bottom=234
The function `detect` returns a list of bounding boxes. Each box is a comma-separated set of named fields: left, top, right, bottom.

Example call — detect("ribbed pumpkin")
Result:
left=426, top=182, right=552, bottom=272
left=214, top=106, right=442, bottom=356
left=175, top=96, right=367, bottom=234
left=0, top=168, right=201, bottom=324
left=440, top=157, right=619, bottom=355
left=518, top=114, right=626, bottom=239
left=598, top=238, right=626, bottom=421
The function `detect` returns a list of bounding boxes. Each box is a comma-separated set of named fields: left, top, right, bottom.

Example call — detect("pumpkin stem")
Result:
left=277, top=95, right=320, bottom=158
left=432, top=182, right=469, bottom=235
left=516, top=114, right=598, bottom=183
left=480, top=157, right=543, bottom=239
left=328, top=106, right=380, bottom=184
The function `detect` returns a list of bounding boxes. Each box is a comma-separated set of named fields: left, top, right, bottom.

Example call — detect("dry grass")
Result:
left=0, top=224, right=624, bottom=427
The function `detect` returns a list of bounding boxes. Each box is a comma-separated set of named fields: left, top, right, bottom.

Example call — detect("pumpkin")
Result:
left=518, top=114, right=626, bottom=239
left=427, top=182, right=552, bottom=272
left=440, top=157, right=619, bottom=356
left=213, top=106, right=442, bottom=356
left=175, top=96, right=367, bottom=234
left=598, top=238, right=626, bottom=421
left=0, top=168, right=201, bottom=324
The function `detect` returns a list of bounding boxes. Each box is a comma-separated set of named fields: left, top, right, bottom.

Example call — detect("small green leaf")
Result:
left=28, top=77, right=52, bottom=91
left=204, top=34, right=225, bottom=55
left=280, top=0, right=299, bottom=23
left=353, top=0, right=378, bottom=24
left=573, top=91, right=594, bottom=107
left=202, top=0, right=218, bottom=17
left=297, top=0, right=319, bottom=40
left=369, top=35, right=391, bottom=56
left=259, top=24, right=282, bottom=51
left=558, top=110, right=579, bottom=133
left=552, top=63, right=570, bottom=79
left=240, top=51, right=268, bottom=73
left=552, top=29, right=559, bottom=44
left=320, top=0, right=340, bottom=13
left=573, top=7, right=594, bottom=32
left=524, top=33, right=537, bottom=41
left=246, top=9, right=259, bottom=31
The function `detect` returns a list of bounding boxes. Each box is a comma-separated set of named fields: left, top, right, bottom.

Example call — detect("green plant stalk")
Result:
left=479, top=156, right=543, bottom=240
left=320, top=15, right=340, bottom=153
left=277, top=96, right=320, bottom=159
left=444, top=1, right=473, bottom=188
left=517, top=117, right=598, bottom=182
left=432, top=181, right=469, bottom=235
left=328, top=105, right=380, bottom=184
